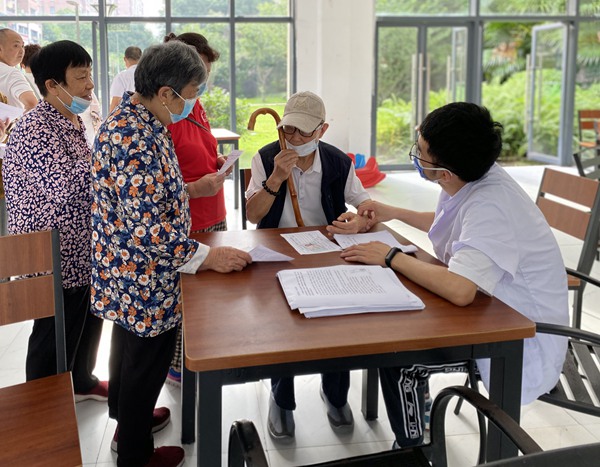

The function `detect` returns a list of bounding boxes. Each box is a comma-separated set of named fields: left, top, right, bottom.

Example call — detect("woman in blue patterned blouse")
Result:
left=90, top=41, right=252, bottom=467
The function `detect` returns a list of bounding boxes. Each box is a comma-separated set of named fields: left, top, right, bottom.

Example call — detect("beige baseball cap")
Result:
left=277, top=91, right=326, bottom=133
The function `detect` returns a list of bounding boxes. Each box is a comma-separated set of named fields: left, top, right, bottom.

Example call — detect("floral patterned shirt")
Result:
left=2, top=100, right=91, bottom=288
left=90, top=93, right=200, bottom=337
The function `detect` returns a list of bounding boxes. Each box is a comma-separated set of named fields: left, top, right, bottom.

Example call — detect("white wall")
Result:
left=294, top=0, right=375, bottom=156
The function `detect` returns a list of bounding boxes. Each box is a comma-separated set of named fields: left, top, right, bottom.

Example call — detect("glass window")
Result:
left=480, top=0, right=568, bottom=15
left=376, top=0, right=469, bottom=16
left=171, top=0, right=229, bottom=17
left=104, top=0, right=165, bottom=17
left=107, top=22, right=166, bottom=83
left=235, top=0, right=289, bottom=16
left=236, top=22, right=289, bottom=158
left=171, top=23, right=233, bottom=130
left=580, top=0, right=600, bottom=16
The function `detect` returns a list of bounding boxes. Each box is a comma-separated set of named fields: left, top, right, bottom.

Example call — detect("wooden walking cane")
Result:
left=247, top=108, right=305, bottom=227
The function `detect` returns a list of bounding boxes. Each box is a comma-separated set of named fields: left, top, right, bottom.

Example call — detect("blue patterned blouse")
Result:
left=90, top=93, right=199, bottom=337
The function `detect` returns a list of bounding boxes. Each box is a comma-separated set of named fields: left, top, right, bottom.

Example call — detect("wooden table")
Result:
left=181, top=226, right=535, bottom=466
left=211, top=128, right=241, bottom=209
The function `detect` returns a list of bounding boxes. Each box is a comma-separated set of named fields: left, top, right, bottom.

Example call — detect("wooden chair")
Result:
left=228, top=385, right=600, bottom=467
left=240, top=168, right=253, bottom=230
left=536, top=168, right=600, bottom=328
left=578, top=110, right=600, bottom=151
left=0, top=229, right=82, bottom=466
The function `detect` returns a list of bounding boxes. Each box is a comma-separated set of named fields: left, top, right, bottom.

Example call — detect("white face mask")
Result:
left=287, top=138, right=319, bottom=157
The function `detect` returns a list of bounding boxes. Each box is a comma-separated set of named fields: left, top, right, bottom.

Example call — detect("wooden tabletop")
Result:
left=0, top=372, right=82, bottom=466
left=210, top=128, right=241, bottom=141
left=182, top=226, right=535, bottom=372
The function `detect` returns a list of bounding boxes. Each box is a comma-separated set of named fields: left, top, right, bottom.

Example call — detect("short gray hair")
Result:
left=134, top=41, right=206, bottom=98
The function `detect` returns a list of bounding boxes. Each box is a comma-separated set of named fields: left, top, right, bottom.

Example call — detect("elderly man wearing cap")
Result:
left=246, top=91, right=371, bottom=441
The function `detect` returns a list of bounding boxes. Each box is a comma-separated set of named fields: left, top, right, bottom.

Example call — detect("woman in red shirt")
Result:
left=164, top=32, right=229, bottom=385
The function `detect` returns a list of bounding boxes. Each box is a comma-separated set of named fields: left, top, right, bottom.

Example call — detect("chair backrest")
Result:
left=240, top=168, right=253, bottom=230
left=573, top=145, right=600, bottom=180
left=0, top=229, right=67, bottom=373
left=578, top=110, right=600, bottom=146
left=536, top=168, right=600, bottom=276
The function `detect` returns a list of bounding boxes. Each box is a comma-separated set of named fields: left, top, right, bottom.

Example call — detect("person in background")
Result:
left=246, top=91, right=371, bottom=441
left=109, top=45, right=141, bottom=112
left=0, top=28, right=38, bottom=111
left=162, top=31, right=229, bottom=387
left=2, top=40, right=107, bottom=400
left=335, top=102, right=569, bottom=449
left=90, top=41, right=251, bottom=467
left=20, top=43, right=42, bottom=100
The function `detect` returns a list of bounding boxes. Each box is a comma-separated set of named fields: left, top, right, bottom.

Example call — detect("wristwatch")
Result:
left=385, top=247, right=402, bottom=268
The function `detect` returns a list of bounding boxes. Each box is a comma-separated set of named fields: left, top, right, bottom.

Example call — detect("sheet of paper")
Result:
left=333, top=230, right=418, bottom=254
left=276, top=265, right=424, bottom=318
left=0, top=102, right=23, bottom=122
left=243, top=244, right=294, bottom=262
left=216, top=149, right=243, bottom=175
left=280, top=230, right=341, bottom=255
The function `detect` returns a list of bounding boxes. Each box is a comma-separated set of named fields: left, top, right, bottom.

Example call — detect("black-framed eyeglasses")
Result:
left=408, top=142, right=451, bottom=172
left=281, top=121, right=324, bottom=138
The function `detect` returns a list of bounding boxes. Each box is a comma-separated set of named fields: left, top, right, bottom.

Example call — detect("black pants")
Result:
left=379, top=362, right=469, bottom=447
left=108, top=323, right=178, bottom=467
left=25, top=284, right=102, bottom=393
left=271, top=371, right=350, bottom=410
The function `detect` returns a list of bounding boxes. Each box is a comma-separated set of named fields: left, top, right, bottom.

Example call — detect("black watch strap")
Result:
left=385, top=247, right=402, bottom=268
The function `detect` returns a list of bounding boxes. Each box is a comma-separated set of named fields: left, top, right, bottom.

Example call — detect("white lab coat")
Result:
left=428, top=163, right=568, bottom=404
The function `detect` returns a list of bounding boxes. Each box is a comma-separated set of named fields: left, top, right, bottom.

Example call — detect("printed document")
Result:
left=0, top=102, right=23, bottom=122
left=244, top=244, right=294, bottom=262
left=216, top=150, right=243, bottom=175
left=334, top=230, right=418, bottom=253
left=280, top=230, right=341, bottom=255
left=277, top=265, right=424, bottom=318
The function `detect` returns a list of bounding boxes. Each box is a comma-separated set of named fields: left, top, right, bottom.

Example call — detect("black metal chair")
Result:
left=228, top=385, right=600, bottom=467
left=574, top=145, right=600, bottom=181
left=456, top=270, right=600, bottom=444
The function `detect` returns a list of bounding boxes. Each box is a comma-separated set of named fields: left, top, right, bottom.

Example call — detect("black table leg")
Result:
left=487, top=340, right=524, bottom=462
left=361, top=368, right=379, bottom=420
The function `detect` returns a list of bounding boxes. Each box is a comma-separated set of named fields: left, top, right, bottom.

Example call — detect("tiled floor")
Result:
left=2, top=164, right=600, bottom=466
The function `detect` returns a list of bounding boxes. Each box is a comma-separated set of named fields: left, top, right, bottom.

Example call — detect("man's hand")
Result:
left=326, top=212, right=371, bottom=235
left=271, top=149, right=299, bottom=184
left=340, top=241, right=390, bottom=267
left=188, top=173, right=225, bottom=198
left=199, top=246, right=252, bottom=273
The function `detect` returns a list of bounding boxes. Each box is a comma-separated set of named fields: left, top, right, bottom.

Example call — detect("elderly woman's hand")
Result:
left=200, top=246, right=252, bottom=273
left=187, top=172, right=226, bottom=198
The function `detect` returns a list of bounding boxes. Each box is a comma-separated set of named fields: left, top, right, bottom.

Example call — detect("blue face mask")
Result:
left=287, top=138, right=319, bottom=157
left=167, top=88, right=197, bottom=124
left=55, top=81, right=92, bottom=115
left=411, top=154, right=444, bottom=184
left=197, top=83, right=207, bottom=97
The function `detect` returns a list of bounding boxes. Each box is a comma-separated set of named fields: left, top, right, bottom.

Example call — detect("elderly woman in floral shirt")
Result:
left=91, top=41, right=251, bottom=467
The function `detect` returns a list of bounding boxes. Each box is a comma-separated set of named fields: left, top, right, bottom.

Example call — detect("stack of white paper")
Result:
left=276, top=265, right=425, bottom=318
